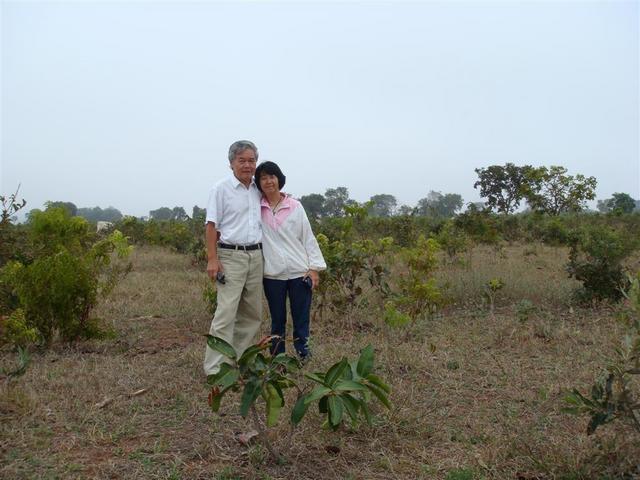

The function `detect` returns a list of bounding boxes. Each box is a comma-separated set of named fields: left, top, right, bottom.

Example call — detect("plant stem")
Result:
left=250, top=404, right=281, bottom=462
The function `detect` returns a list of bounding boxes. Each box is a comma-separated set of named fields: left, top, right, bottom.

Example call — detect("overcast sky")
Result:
left=1, top=0, right=638, bottom=217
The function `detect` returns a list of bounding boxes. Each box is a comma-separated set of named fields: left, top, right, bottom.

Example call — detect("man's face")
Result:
left=230, top=148, right=257, bottom=185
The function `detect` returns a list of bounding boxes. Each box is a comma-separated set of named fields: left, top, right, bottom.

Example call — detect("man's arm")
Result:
left=206, top=222, right=223, bottom=281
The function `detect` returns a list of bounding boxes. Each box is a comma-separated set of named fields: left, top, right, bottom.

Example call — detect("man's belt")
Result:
left=218, top=242, right=262, bottom=251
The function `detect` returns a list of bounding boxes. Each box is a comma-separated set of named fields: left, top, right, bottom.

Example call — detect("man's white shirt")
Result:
left=205, top=175, right=262, bottom=245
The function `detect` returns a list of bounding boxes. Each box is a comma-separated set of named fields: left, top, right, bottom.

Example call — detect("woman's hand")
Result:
left=306, top=270, right=320, bottom=289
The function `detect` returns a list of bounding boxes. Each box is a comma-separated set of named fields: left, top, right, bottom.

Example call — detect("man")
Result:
left=203, top=140, right=263, bottom=375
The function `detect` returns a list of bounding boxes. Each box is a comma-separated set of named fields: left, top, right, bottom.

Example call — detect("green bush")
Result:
left=566, top=225, right=637, bottom=303
left=0, top=208, right=131, bottom=345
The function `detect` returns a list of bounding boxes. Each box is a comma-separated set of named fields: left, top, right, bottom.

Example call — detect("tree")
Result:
left=299, top=194, right=326, bottom=220
left=323, top=187, right=354, bottom=217
left=172, top=206, right=188, bottom=221
left=77, top=206, right=123, bottom=223
left=45, top=201, right=77, bottom=217
left=525, top=166, right=597, bottom=215
left=474, top=163, right=536, bottom=214
left=192, top=205, right=206, bottom=222
left=368, top=194, right=397, bottom=217
left=396, top=205, right=415, bottom=216
left=597, top=193, right=637, bottom=215
left=149, top=207, right=173, bottom=221
left=415, top=191, right=463, bottom=218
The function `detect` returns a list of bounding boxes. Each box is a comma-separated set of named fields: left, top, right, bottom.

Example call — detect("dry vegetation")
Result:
left=1, top=245, right=638, bottom=479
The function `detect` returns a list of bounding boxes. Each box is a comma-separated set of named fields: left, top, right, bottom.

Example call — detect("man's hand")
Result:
left=207, top=258, right=223, bottom=282
left=306, top=270, right=320, bottom=289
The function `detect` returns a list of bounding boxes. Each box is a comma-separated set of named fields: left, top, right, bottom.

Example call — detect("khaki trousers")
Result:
left=203, top=248, right=263, bottom=375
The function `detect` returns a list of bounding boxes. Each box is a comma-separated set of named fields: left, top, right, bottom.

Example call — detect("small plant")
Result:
left=202, top=281, right=218, bottom=316
left=563, top=272, right=640, bottom=434
left=434, top=220, right=470, bottom=262
left=205, top=335, right=391, bottom=461
left=484, top=278, right=505, bottom=316
left=514, top=299, right=536, bottom=323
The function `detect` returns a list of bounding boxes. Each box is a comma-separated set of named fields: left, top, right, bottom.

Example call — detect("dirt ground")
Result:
left=1, top=246, right=638, bottom=479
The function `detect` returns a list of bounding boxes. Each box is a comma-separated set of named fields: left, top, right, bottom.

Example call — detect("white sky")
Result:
left=1, top=0, right=638, bottom=217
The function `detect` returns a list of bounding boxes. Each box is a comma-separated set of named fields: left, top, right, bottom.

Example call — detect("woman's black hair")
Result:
left=254, top=161, right=286, bottom=192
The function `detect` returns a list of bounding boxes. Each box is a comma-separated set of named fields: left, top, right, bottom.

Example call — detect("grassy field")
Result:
left=1, top=245, right=638, bottom=479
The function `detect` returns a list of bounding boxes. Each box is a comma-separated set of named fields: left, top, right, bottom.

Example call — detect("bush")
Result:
left=566, top=225, right=637, bottom=303
left=0, top=208, right=131, bottom=345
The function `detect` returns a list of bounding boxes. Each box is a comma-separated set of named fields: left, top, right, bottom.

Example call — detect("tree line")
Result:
left=33, top=163, right=639, bottom=223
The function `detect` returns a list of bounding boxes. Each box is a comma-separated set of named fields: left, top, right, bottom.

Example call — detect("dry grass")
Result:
left=1, top=245, right=638, bottom=479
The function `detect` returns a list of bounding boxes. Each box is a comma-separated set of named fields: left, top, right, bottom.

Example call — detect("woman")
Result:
left=254, top=161, right=326, bottom=360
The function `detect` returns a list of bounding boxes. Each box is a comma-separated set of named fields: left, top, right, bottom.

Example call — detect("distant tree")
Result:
left=77, top=206, right=123, bottom=222
left=396, top=205, right=415, bottom=216
left=299, top=194, right=326, bottom=220
left=474, top=163, right=536, bottom=214
left=149, top=207, right=173, bottom=221
left=45, top=201, right=77, bottom=217
left=192, top=205, right=206, bottom=222
left=368, top=194, right=397, bottom=217
left=524, top=166, right=597, bottom=215
left=323, top=187, right=354, bottom=217
left=415, top=191, right=463, bottom=218
left=597, top=192, right=636, bottom=215
left=172, top=206, right=188, bottom=221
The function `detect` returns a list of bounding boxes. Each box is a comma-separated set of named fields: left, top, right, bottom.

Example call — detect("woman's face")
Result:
left=259, top=173, right=280, bottom=195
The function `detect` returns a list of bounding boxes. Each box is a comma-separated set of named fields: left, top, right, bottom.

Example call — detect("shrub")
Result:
left=566, top=225, right=637, bottom=303
left=0, top=208, right=132, bottom=345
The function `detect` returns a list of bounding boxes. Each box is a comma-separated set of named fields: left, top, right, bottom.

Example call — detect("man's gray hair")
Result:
left=228, top=140, right=258, bottom=163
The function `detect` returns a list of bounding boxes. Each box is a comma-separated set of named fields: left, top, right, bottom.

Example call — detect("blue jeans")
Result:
left=262, top=277, right=312, bottom=359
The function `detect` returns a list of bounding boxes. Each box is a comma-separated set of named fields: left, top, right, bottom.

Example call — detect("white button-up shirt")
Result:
left=205, top=175, right=262, bottom=245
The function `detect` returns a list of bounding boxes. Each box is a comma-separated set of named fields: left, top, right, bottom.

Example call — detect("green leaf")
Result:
left=304, top=372, right=327, bottom=385
left=210, top=389, right=226, bottom=412
left=238, top=343, right=269, bottom=367
left=206, top=335, right=237, bottom=360
left=365, top=383, right=392, bottom=409
left=328, top=396, right=344, bottom=428
left=340, top=393, right=361, bottom=423
left=361, top=402, right=373, bottom=425
left=304, top=386, right=332, bottom=404
left=240, top=379, right=262, bottom=417
left=291, top=394, right=310, bottom=425
left=334, top=379, right=368, bottom=392
left=207, top=363, right=240, bottom=391
left=325, top=358, right=348, bottom=387
left=366, top=374, right=391, bottom=394
left=265, top=383, right=283, bottom=427
left=357, top=345, right=374, bottom=377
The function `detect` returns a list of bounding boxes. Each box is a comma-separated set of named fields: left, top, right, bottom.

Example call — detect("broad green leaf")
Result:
left=341, top=393, right=361, bottom=423
left=265, top=383, right=283, bottom=427
left=366, top=374, right=391, bottom=394
left=304, top=386, right=332, bottom=404
left=210, top=389, right=226, bottom=412
left=357, top=345, right=374, bottom=377
left=304, top=372, right=327, bottom=385
left=206, top=335, right=237, bottom=360
left=365, top=383, right=392, bottom=409
left=291, top=394, right=310, bottom=425
left=239, top=344, right=269, bottom=367
left=325, top=358, right=348, bottom=387
left=328, top=396, right=344, bottom=427
left=207, top=363, right=240, bottom=391
left=334, top=379, right=368, bottom=392
left=240, top=379, right=262, bottom=417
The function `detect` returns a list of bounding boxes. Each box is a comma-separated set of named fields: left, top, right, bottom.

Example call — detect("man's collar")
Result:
left=231, top=175, right=256, bottom=189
